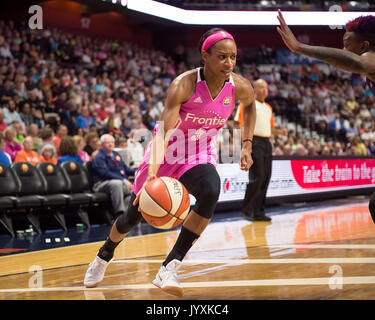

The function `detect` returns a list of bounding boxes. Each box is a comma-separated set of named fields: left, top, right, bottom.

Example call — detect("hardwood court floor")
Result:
left=0, top=198, right=375, bottom=300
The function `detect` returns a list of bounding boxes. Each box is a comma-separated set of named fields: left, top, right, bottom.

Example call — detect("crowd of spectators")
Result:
left=0, top=18, right=374, bottom=171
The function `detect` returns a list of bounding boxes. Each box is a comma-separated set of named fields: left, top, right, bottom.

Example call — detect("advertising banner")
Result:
left=215, top=158, right=375, bottom=203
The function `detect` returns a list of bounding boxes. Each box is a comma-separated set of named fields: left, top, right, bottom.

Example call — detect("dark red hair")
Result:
left=345, top=15, right=375, bottom=47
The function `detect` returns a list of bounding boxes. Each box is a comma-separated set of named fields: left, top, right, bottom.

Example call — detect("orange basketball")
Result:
left=139, top=177, right=190, bottom=229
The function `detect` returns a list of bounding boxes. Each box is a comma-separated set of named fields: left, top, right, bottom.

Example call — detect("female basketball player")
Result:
left=277, top=10, right=375, bottom=224
left=84, top=28, right=257, bottom=297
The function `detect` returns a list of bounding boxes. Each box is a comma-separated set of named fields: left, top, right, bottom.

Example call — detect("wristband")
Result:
left=242, top=139, right=253, bottom=143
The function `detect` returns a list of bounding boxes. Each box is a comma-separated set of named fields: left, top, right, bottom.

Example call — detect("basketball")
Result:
left=139, top=177, right=191, bottom=229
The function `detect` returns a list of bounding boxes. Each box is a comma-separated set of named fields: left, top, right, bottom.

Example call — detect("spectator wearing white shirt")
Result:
left=3, top=99, right=22, bottom=125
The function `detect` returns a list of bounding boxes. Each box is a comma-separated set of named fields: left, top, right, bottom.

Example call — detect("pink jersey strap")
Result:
left=201, top=31, right=235, bottom=53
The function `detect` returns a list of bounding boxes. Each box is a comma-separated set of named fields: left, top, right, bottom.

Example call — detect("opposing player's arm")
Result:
left=290, top=44, right=374, bottom=76
left=148, top=72, right=195, bottom=176
left=277, top=9, right=375, bottom=76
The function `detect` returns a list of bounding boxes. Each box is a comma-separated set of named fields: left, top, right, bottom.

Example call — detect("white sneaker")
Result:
left=152, top=259, right=184, bottom=297
left=84, top=256, right=112, bottom=288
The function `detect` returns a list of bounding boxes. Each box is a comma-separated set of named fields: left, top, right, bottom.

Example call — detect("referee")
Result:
left=235, top=78, right=284, bottom=221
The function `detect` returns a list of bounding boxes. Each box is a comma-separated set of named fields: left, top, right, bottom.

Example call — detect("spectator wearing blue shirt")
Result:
left=92, top=134, right=135, bottom=217
left=76, top=105, right=96, bottom=132
left=329, top=113, right=346, bottom=142
left=0, top=133, right=11, bottom=167
left=57, top=136, right=83, bottom=165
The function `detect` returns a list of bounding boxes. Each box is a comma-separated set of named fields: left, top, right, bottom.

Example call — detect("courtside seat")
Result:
left=36, top=162, right=71, bottom=206
left=0, top=164, right=19, bottom=208
left=36, top=162, right=72, bottom=231
left=11, top=162, right=46, bottom=208
left=60, top=161, right=93, bottom=228
left=0, top=164, right=20, bottom=236
left=60, top=161, right=93, bottom=205
left=11, top=162, right=46, bottom=234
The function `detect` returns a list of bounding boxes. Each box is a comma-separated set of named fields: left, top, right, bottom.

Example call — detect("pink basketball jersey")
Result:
left=132, top=68, right=236, bottom=194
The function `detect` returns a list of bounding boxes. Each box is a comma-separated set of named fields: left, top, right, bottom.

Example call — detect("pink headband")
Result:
left=201, top=31, right=235, bottom=53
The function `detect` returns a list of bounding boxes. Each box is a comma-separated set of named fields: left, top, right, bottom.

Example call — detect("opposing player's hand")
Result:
left=276, top=9, right=302, bottom=54
left=133, top=174, right=156, bottom=207
left=240, top=146, right=253, bottom=171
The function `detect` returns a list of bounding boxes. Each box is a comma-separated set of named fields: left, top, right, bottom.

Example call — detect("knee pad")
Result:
left=369, top=192, right=375, bottom=224
left=193, top=174, right=221, bottom=219
left=115, top=193, right=142, bottom=234
left=115, top=208, right=142, bottom=234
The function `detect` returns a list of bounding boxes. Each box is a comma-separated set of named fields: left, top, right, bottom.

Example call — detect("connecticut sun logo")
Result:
left=223, top=97, right=231, bottom=106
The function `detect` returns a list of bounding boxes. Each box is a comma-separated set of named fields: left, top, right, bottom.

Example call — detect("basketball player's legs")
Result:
left=164, top=164, right=220, bottom=264
left=84, top=192, right=142, bottom=287
left=99, top=192, right=142, bottom=258
left=151, top=164, right=220, bottom=296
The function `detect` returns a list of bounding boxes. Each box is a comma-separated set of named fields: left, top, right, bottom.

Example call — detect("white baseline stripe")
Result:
left=1, top=276, right=375, bottom=293
left=112, top=258, right=375, bottom=264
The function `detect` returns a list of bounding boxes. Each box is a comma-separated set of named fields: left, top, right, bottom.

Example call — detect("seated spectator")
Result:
left=329, top=113, right=346, bottom=142
left=306, top=141, right=319, bottom=156
left=92, top=134, right=135, bottom=217
left=59, top=99, right=78, bottom=134
left=73, top=135, right=91, bottom=162
left=0, top=133, right=11, bottom=167
left=283, top=143, right=292, bottom=155
left=39, top=144, right=58, bottom=165
left=273, top=137, right=284, bottom=155
left=12, top=120, right=25, bottom=144
left=37, top=127, right=57, bottom=157
left=53, top=124, right=68, bottom=156
left=3, top=99, right=22, bottom=125
left=57, top=136, right=83, bottom=165
left=19, top=101, right=35, bottom=128
left=30, top=106, right=43, bottom=129
left=353, top=136, right=368, bottom=156
left=103, top=117, right=122, bottom=140
left=120, top=118, right=131, bottom=137
left=0, top=79, right=14, bottom=104
left=294, top=143, right=307, bottom=156
left=75, top=105, right=96, bottom=132
left=28, top=123, right=41, bottom=151
left=116, top=136, right=128, bottom=149
left=84, top=132, right=100, bottom=157
left=14, top=136, right=40, bottom=166
left=0, top=108, right=7, bottom=132
left=88, top=124, right=99, bottom=135
left=332, top=142, right=345, bottom=156
left=3, top=126, right=22, bottom=162
left=320, top=144, right=332, bottom=155
left=97, top=102, right=109, bottom=122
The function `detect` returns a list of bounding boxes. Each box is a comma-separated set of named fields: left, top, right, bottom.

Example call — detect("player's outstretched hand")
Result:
left=276, top=9, right=302, bottom=54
